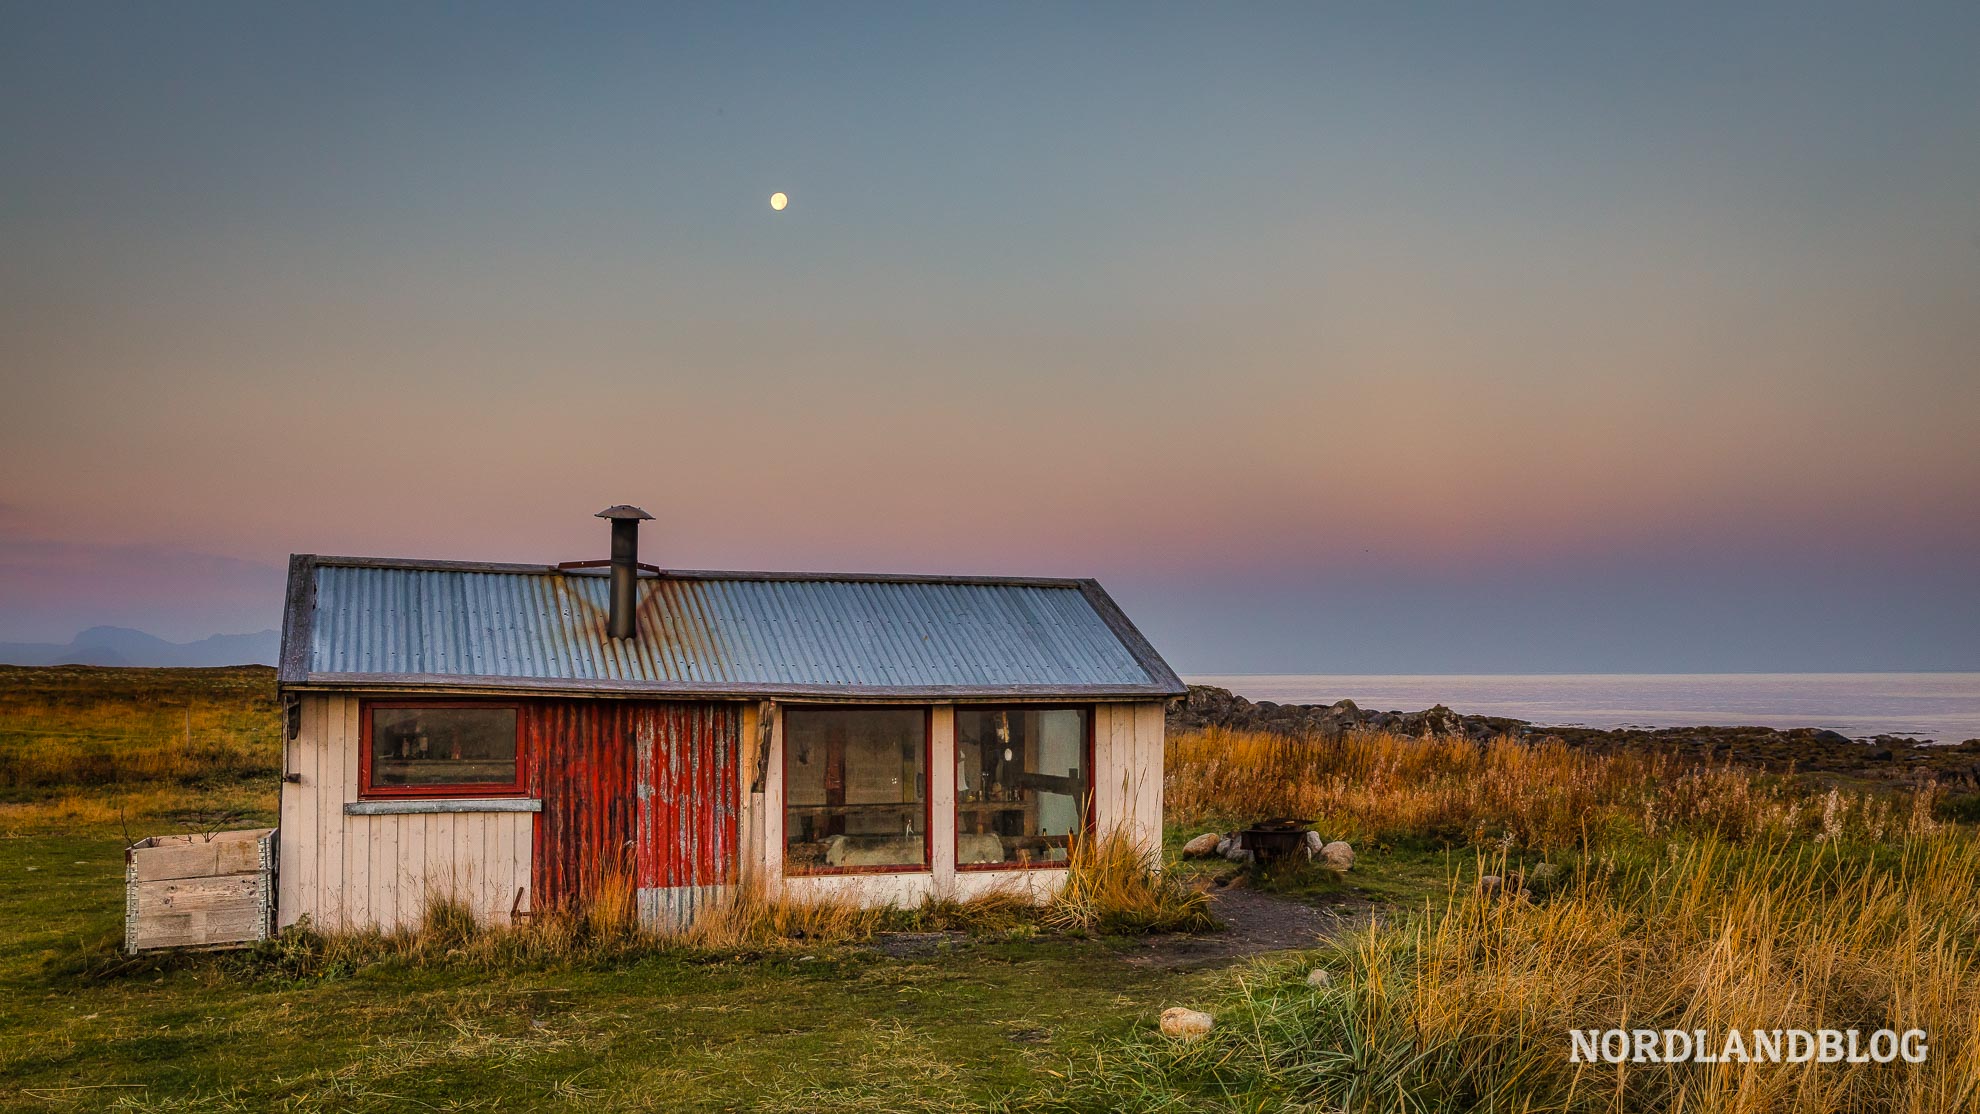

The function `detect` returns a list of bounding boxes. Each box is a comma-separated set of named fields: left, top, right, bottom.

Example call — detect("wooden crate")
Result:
left=125, top=828, right=277, bottom=954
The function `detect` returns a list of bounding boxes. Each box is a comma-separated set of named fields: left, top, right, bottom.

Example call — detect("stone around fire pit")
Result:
left=1181, top=832, right=1222, bottom=858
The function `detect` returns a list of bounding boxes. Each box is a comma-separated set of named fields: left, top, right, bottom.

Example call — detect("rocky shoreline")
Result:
left=1168, top=685, right=1980, bottom=789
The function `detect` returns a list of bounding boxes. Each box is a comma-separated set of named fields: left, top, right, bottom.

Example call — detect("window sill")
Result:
left=782, top=865, right=932, bottom=877
left=344, top=798, right=541, bottom=816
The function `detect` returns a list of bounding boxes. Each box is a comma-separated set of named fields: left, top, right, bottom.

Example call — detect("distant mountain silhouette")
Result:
left=0, top=626, right=279, bottom=667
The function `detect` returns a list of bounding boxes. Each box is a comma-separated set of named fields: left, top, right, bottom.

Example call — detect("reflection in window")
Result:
left=367, top=706, right=520, bottom=792
left=783, top=708, right=928, bottom=873
left=955, top=708, right=1089, bottom=868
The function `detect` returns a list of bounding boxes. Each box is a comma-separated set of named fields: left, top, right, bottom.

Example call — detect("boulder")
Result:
left=1302, top=830, right=1325, bottom=858
left=1319, top=840, right=1354, bottom=871
left=1159, top=1007, right=1215, bottom=1039
left=1479, top=874, right=1502, bottom=892
left=1181, top=832, right=1223, bottom=858
left=1306, top=968, right=1333, bottom=989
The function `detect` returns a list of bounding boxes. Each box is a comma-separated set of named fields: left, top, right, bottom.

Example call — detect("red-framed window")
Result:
left=782, top=705, right=932, bottom=875
left=359, top=699, right=528, bottom=798
left=954, top=706, right=1093, bottom=871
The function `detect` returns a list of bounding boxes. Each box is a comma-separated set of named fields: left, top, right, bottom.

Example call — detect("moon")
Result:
left=769, top=192, right=788, bottom=211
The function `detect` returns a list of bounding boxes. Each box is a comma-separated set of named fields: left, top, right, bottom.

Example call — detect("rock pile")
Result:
left=1179, top=829, right=1354, bottom=870
left=1168, top=685, right=1522, bottom=741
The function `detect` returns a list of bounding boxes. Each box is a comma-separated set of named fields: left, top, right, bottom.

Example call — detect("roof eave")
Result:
left=286, top=673, right=1183, bottom=701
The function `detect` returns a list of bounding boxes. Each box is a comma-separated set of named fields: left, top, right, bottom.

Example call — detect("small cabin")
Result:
left=274, top=508, right=1185, bottom=930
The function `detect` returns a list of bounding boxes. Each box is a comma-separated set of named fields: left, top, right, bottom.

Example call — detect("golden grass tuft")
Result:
left=1044, top=826, right=1217, bottom=935
left=671, top=874, right=889, bottom=949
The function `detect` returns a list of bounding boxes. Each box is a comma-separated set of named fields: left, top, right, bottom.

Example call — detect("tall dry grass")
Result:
left=245, top=823, right=1211, bottom=978
left=1046, top=826, right=1217, bottom=935
left=1047, top=727, right=1980, bottom=1113
left=248, top=872, right=892, bottom=979
left=0, top=667, right=278, bottom=788
left=1167, top=726, right=1930, bottom=851
left=0, top=666, right=280, bottom=834
left=1052, top=832, right=1980, bottom=1113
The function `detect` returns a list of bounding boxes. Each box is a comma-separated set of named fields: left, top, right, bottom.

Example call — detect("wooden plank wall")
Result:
left=278, top=694, right=533, bottom=932
left=278, top=695, right=1165, bottom=928
left=1093, top=701, right=1166, bottom=854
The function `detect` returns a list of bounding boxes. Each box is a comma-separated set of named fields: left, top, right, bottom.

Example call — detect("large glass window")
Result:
left=783, top=707, right=929, bottom=874
left=955, top=707, right=1090, bottom=869
left=363, top=704, right=522, bottom=795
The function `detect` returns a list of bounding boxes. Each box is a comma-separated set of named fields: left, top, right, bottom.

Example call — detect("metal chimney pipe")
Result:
left=595, top=505, right=653, bottom=640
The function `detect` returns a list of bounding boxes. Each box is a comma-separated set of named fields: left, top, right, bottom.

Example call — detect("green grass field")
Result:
left=2, top=830, right=1223, bottom=1111
left=0, top=668, right=1400, bottom=1112
left=4, top=667, right=1974, bottom=1113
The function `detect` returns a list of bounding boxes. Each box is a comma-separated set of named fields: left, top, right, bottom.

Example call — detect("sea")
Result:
left=1183, top=674, right=1980, bottom=745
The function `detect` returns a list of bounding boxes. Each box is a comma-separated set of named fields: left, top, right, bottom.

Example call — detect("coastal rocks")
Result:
left=1167, top=685, right=1980, bottom=790
left=1160, top=1007, right=1215, bottom=1039
left=1403, top=705, right=1465, bottom=738
left=1181, top=832, right=1222, bottom=858
left=1318, top=841, right=1354, bottom=871
left=1167, top=685, right=1521, bottom=742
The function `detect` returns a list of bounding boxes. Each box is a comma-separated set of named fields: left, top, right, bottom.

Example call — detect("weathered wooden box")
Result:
left=125, top=828, right=277, bottom=953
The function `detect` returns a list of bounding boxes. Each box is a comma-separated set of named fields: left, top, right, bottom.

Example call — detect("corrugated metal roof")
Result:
left=280, top=556, right=1183, bottom=698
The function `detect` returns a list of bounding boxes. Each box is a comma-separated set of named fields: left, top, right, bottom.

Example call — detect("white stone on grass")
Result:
left=1160, top=1007, right=1215, bottom=1039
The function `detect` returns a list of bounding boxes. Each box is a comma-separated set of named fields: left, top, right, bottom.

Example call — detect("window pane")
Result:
left=783, top=708, right=927, bottom=873
left=370, top=707, right=518, bottom=788
left=955, top=708, right=1089, bottom=867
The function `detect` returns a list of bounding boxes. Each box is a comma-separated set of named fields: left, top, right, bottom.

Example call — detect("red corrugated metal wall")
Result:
left=528, top=700, right=739, bottom=912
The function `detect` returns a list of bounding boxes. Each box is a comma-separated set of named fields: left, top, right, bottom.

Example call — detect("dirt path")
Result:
left=1116, top=888, right=1383, bottom=970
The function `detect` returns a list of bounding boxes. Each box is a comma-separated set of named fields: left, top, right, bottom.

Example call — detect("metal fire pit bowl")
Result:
left=1237, top=817, right=1314, bottom=862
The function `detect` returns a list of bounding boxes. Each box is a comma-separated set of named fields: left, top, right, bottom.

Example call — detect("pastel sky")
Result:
left=3, top=4, right=1977, bottom=671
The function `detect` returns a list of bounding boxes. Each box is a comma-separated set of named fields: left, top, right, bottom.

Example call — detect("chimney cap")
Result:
left=595, top=505, right=654, bottom=521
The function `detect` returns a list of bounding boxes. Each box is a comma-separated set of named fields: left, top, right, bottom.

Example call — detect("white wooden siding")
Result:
left=278, top=693, right=533, bottom=932
left=281, top=694, right=1166, bottom=926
